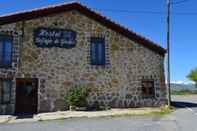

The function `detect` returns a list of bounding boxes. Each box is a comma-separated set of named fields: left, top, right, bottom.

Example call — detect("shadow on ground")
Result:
left=15, top=114, right=33, bottom=119
left=172, top=101, right=197, bottom=108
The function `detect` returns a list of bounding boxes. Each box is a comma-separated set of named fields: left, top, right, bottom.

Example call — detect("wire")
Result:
left=92, top=0, right=193, bottom=16
left=94, top=8, right=197, bottom=16
left=173, top=12, right=197, bottom=15
left=94, top=8, right=164, bottom=15
left=171, top=0, right=190, bottom=5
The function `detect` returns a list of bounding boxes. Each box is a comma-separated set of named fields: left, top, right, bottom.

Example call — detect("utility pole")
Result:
left=167, top=0, right=171, bottom=106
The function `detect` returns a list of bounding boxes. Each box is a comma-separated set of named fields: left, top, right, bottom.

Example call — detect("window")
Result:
left=1, top=80, right=12, bottom=104
left=90, top=37, right=105, bottom=65
left=0, top=36, right=12, bottom=67
left=141, top=80, right=155, bottom=98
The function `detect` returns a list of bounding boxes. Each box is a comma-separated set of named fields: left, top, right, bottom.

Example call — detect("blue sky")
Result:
left=0, top=0, right=196, bottom=83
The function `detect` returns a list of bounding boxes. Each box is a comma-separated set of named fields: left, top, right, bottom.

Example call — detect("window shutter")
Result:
left=141, top=80, right=155, bottom=98
left=2, top=80, right=12, bottom=104
left=4, top=41, right=12, bottom=65
left=97, top=43, right=105, bottom=65
left=91, top=42, right=97, bottom=65
left=0, top=42, right=3, bottom=65
left=90, top=37, right=106, bottom=65
left=0, top=36, right=12, bottom=67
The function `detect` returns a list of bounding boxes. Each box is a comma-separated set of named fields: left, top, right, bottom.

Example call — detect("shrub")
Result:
left=65, top=86, right=90, bottom=108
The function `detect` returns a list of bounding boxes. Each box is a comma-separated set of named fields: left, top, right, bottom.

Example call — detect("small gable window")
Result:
left=0, top=36, right=12, bottom=67
left=141, top=80, right=155, bottom=98
left=1, top=79, right=12, bottom=104
left=90, top=37, right=106, bottom=65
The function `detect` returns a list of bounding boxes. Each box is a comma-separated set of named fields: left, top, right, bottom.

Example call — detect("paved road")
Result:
left=170, top=95, right=197, bottom=131
left=0, top=95, right=197, bottom=131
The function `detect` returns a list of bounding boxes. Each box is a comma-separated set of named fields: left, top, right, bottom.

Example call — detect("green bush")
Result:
left=65, top=86, right=90, bottom=108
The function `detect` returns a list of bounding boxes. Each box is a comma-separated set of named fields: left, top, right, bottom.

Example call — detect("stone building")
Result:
left=0, top=2, right=167, bottom=115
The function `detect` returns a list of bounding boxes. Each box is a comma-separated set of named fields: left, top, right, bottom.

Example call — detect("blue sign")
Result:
left=34, top=27, right=77, bottom=48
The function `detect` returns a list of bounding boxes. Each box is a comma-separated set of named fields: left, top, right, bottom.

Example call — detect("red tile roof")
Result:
left=0, top=2, right=166, bottom=56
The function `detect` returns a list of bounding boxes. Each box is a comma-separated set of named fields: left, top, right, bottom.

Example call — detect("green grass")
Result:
left=171, top=89, right=197, bottom=95
left=148, top=106, right=175, bottom=116
left=109, top=106, right=175, bottom=117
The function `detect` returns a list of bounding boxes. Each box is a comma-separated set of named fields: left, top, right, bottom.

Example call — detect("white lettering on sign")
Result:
left=34, top=27, right=77, bottom=48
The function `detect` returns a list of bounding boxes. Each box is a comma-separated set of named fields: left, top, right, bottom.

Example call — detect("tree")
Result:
left=187, top=68, right=197, bottom=88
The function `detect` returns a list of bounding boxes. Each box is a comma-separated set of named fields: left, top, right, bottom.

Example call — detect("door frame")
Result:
left=15, top=78, right=38, bottom=115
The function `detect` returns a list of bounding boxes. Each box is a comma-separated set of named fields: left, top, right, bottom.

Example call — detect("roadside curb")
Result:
left=0, top=115, right=14, bottom=124
left=35, top=108, right=162, bottom=121
left=0, top=107, right=172, bottom=124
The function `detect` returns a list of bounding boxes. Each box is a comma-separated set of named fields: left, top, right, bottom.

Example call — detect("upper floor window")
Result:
left=90, top=37, right=106, bottom=65
left=141, top=80, right=155, bottom=98
left=0, top=36, right=12, bottom=67
left=1, top=79, right=12, bottom=104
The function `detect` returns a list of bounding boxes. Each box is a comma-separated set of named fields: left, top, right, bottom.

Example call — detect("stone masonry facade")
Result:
left=0, top=9, right=167, bottom=114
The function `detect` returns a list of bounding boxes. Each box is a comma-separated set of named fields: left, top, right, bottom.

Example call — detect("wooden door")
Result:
left=15, top=79, right=38, bottom=115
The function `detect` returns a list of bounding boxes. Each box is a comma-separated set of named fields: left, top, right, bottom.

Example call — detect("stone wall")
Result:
left=0, top=10, right=167, bottom=114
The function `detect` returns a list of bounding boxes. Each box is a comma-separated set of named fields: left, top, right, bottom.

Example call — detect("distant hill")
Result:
left=171, top=83, right=196, bottom=91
